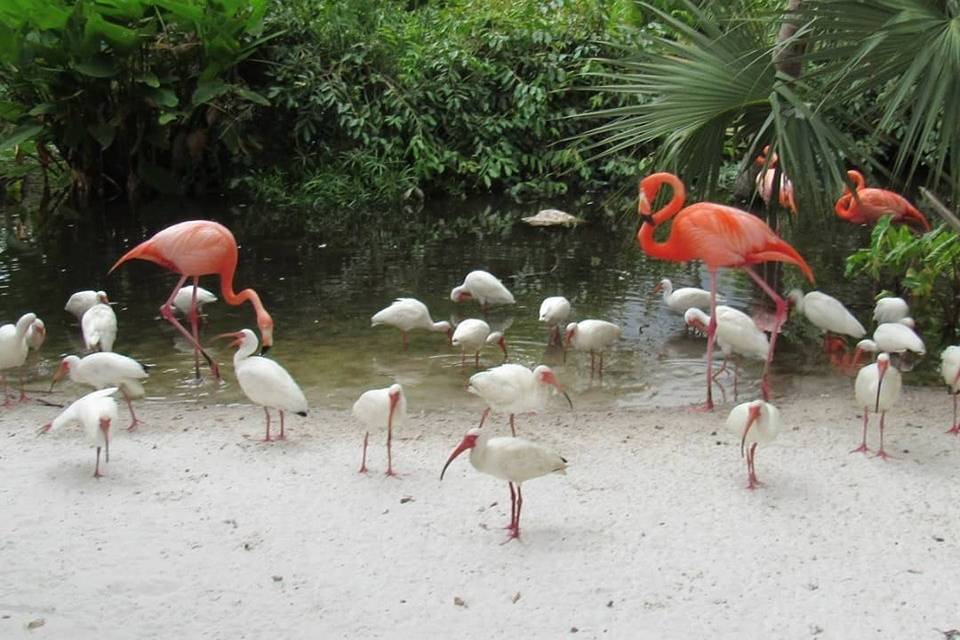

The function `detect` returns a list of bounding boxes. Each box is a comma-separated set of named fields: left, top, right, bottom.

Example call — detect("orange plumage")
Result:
left=834, top=170, right=930, bottom=231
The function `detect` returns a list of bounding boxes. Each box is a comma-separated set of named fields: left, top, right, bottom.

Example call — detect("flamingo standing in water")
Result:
left=538, top=296, right=571, bottom=346
left=218, top=329, right=307, bottom=442
left=726, top=400, right=781, bottom=490
left=109, top=220, right=275, bottom=381
left=834, top=170, right=931, bottom=231
left=754, top=145, right=798, bottom=215
left=940, top=346, right=960, bottom=435
left=352, top=383, right=407, bottom=476
left=636, top=172, right=815, bottom=408
left=852, top=352, right=902, bottom=459
left=440, top=427, right=567, bottom=542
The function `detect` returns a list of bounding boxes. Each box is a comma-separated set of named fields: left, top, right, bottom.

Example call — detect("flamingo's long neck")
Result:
left=219, top=261, right=269, bottom=320
left=638, top=173, right=690, bottom=262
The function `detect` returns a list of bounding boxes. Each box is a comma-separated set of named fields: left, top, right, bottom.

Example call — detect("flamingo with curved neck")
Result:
left=109, top=220, right=274, bottom=381
left=637, top=172, right=814, bottom=408
left=754, top=145, right=797, bottom=214
left=834, top=170, right=930, bottom=231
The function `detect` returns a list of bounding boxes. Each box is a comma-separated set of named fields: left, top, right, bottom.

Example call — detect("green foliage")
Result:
left=0, top=0, right=276, bottom=211
left=245, top=0, right=646, bottom=213
left=845, top=217, right=960, bottom=344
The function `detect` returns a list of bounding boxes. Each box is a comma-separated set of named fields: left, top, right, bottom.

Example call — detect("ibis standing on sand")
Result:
left=940, top=346, right=960, bottom=435
left=352, top=384, right=407, bottom=476
left=726, top=400, right=781, bottom=490
left=109, top=220, right=275, bottom=382
left=851, top=321, right=925, bottom=370
left=371, top=298, right=452, bottom=350
left=685, top=306, right=768, bottom=400
left=450, top=270, right=515, bottom=309
left=51, top=353, right=149, bottom=430
left=65, top=290, right=108, bottom=320
left=564, top=320, right=621, bottom=378
left=218, top=329, right=307, bottom=442
left=81, top=303, right=118, bottom=352
left=538, top=296, right=571, bottom=346
left=440, top=427, right=567, bottom=542
left=787, top=289, right=866, bottom=351
left=653, top=278, right=720, bottom=315
left=468, top=364, right=572, bottom=436
left=451, top=319, right=507, bottom=366
left=852, top=352, right=902, bottom=459
left=0, top=312, right=37, bottom=405
left=40, top=387, right=119, bottom=478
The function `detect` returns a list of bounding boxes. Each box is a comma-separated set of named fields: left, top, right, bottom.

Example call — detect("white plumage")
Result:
left=371, top=298, right=452, bottom=349
left=467, top=363, right=571, bottom=435
left=25, top=318, right=46, bottom=351
left=450, top=270, right=515, bottom=307
left=81, top=303, right=117, bottom=352
left=852, top=352, right=902, bottom=458
left=226, top=329, right=308, bottom=441
left=873, top=297, right=910, bottom=324
left=0, top=312, right=37, bottom=404
left=41, top=387, right=119, bottom=478
left=65, top=290, right=108, bottom=320
left=352, top=383, right=407, bottom=475
left=726, top=400, right=780, bottom=489
left=53, top=353, right=149, bottom=429
left=440, top=427, right=567, bottom=541
left=564, top=319, right=621, bottom=377
left=173, top=285, right=218, bottom=315
left=685, top=306, right=768, bottom=361
left=872, top=322, right=925, bottom=356
left=940, top=346, right=960, bottom=435
left=451, top=319, right=507, bottom=366
left=787, top=289, right=866, bottom=338
left=539, top=296, right=571, bottom=345
left=654, top=278, right=721, bottom=314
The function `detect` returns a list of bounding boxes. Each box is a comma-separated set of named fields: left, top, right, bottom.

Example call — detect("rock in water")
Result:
left=522, top=209, right=584, bottom=227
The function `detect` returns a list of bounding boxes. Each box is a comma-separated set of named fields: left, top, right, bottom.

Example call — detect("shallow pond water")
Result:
left=0, top=196, right=875, bottom=414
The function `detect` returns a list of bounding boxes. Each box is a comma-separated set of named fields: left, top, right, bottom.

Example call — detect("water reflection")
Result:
left=0, top=197, right=875, bottom=412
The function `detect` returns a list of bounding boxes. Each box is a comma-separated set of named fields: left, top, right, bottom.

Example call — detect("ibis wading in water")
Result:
left=81, top=302, right=117, bottom=353
left=564, top=320, right=621, bottom=378
left=726, top=400, right=781, bottom=490
left=65, top=290, right=108, bottom=320
left=636, top=172, right=814, bottom=409
left=685, top=306, right=768, bottom=400
left=109, top=220, right=275, bottom=381
left=40, top=387, right=119, bottom=478
left=51, top=353, right=149, bottom=430
left=538, top=296, right=571, bottom=346
left=787, top=289, right=866, bottom=352
left=352, top=384, right=407, bottom=476
left=441, top=427, right=567, bottom=542
left=371, top=298, right=452, bottom=350
left=451, top=319, right=507, bottom=366
left=467, top=364, right=572, bottom=436
left=0, top=312, right=37, bottom=405
left=852, top=352, right=902, bottom=459
left=218, top=329, right=307, bottom=442
left=450, top=270, right=515, bottom=309
left=653, top=278, right=720, bottom=315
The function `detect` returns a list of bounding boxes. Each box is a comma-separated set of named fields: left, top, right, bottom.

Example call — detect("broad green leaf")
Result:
left=158, top=112, right=178, bottom=125
left=234, top=87, right=270, bottom=106
left=73, top=56, right=118, bottom=78
left=147, top=87, right=179, bottom=109
left=0, top=124, right=43, bottom=151
left=27, top=103, right=55, bottom=117
left=87, top=122, right=116, bottom=149
left=136, top=72, right=160, bottom=88
left=191, top=80, right=230, bottom=106
left=0, top=100, right=24, bottom=121
left=84, top=12, right=139, bottom=50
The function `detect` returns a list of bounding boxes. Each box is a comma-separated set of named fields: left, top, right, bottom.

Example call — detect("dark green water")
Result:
left=0, top=197, right=874, bottom=412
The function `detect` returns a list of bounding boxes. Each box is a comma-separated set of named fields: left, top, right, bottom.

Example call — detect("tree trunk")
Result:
left=774, top=0, right=805, bottom=79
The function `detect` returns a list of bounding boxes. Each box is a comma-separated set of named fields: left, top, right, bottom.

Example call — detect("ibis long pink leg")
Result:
left=505, top=482, right=517, bottom=530
left=513, top=485, right=523, bottom=539
left=122, top=388, right=141, bottom=431
left=1, top=374, right=12, bottom=408
left=385, top=413, right=397, bottom=477
left=478, top=407, right=490, bottom=429
left=18, top=369, right=29, bottom=402
left=94, top=446, right=103, bottom=478
left=359, top=432, right=369, bottom=473
left=278, top=410, right=286, bottom=441
left=851, top=409, right=870, bottom=454
left=948, top=393, right=960, bottom=435
left=874, top=411, right=895, bottom=460
left=509, top=413, right=516, bottom=437
left=160, top=275, right=220, bottom=381
left=743, top=266, right=786, bottom=402
left=261, top=407, right=273, bottom=442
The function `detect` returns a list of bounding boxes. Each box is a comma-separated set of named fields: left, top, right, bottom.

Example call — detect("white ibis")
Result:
left=873, top=297, right=909, bottom=324
left=450, top=270, right=515, bottom=308
left=685, top=306, right=768, bottom=400
left=787, top=289, right=866, bottom=351
left=81, top=303, right=117, bottom=352
left=538, top=296, right=571, bottom=346
left=352, top=383, right=407, bottom=476
left=0, top=312, right=37, bottom=405
left=726, top=400, right=781, bottom=490
left=564, top=320, right=621, bottom=378
left=40, top=387, right=119, bottom=478
left=653, top=278, right=720, bottom=315
left=852, top=322, right=925, bottom=371
left=371, top=298, right=452, bottom=350
left=440, top=427, right=567, bottom=542
left=173, top=285, right=218, bottom=316
left=218, top=329, right=308, bottom=441
left=852, top=352, right=902, bottom=459
left=65, top=290, right=108, bottom=320
left=467, top=364, right=572, bottom=436
left=25, top=318, right=46, bottom=351
left=451, top=319, right=507, bottom=366
left=940, top=346, right=960, bottom=435
left=51, top=353, right=149, bottom=430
